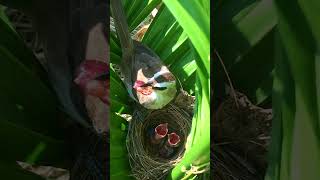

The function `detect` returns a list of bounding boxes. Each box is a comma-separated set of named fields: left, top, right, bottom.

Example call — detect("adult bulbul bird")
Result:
left=110, top=0, right=177, bottom=109
left=1, top=0, right=109, bottom=179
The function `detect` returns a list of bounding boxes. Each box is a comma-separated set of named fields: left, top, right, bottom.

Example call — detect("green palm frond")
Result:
left=266, top=1, right=320, bottom=180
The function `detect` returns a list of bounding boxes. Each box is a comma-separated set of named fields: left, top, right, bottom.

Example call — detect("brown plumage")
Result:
left=111, top=0, right=177, bottom=110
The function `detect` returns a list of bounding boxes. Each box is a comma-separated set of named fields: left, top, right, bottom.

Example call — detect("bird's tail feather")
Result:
left=110, top=0, right=134, bottom=56
left=110, top=0, right=137, bottom=100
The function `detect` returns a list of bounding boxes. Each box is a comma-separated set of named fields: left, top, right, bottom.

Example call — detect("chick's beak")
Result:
left=167, top=132, right=181, bottom=147
left=154, top=123, right=168, bottom=140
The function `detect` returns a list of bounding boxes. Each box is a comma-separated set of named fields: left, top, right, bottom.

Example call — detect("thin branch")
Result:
left=214, top=49, right=239, bottom=108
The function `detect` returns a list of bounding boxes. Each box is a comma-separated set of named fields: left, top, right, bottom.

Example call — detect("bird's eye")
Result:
left=153, top=86, right=167, bottom=90
left=154, top=75, right=167, bottom=83
left=140, top=82, right=152, bottom=87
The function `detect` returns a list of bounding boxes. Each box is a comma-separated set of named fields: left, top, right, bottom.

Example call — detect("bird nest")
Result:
left=212, top=90, right=272, bottom=180
left=126, top=90, right=194, bottom=180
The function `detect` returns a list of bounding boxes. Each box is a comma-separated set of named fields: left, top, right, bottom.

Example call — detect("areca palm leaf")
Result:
left=161, top=0, right=210, bottom=179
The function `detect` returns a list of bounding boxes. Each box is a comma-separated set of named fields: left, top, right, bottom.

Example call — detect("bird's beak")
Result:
left=74, top=60, right=109, bottom=88
left=133, top=80, right=145, bottom=89
left=167, top=132, right=181, bottom=147
left=154, top=123, right=169, bottom=140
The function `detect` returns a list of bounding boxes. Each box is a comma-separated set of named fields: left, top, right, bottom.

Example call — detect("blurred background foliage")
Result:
left=214, top=0, right=320, bottom=180
left=0, top=3, right=69, bottom=179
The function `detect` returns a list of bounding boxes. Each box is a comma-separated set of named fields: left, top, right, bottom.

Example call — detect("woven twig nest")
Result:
left=212, top=90, right=272, bottom=180
left=126, top=90, right=194, bottom=180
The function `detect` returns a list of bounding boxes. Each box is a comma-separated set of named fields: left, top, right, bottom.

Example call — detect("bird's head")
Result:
left=74, top=60, right=109, bottom=105
left=133, top=66, right=177, bottom=109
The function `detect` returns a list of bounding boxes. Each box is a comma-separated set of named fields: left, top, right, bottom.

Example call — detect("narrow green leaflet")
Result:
left=110, top=113, right=133, bottom=180
left=214, top=0, right=277, bottom=67
left=143, top=6, right=196, bottom=93
left=143, top=5, right=189, bottom=60
left=128, top=0, right=161, bottom=31
left=266, top=0, right=320, bottom=180
left=163, top=0, right=209, bottom=73
left=162, top=0, right=210, bottom=179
